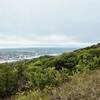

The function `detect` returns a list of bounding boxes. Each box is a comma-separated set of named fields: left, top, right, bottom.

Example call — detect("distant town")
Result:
left=0, top=48, right=74, bottom=63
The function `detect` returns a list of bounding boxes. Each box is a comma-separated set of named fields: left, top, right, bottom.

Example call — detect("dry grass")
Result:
left=49, top=70, right=100, bottom=100
left=4, top=70, right=100, bottom=100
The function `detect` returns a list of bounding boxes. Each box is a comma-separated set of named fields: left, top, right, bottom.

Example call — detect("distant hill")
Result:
left=74, top=43, right=100, bottom=51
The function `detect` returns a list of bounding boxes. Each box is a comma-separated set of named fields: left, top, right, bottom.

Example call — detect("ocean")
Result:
left=0, top=48, right=76, bottom=63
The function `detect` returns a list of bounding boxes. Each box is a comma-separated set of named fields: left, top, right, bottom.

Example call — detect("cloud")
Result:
left=0, top=0, right=100, bottom=48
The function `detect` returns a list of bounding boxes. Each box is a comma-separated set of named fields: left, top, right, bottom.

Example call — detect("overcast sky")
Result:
left=0, top=0, right=100, bottom=48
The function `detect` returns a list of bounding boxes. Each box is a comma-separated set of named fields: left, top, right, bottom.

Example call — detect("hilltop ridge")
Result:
left=74, top=43, right=100, bottom=52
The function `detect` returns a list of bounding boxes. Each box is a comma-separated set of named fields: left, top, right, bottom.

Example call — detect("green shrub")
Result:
left=27, top=66, right=63, bottom=88
left=0, top=64, right=17, bottom=97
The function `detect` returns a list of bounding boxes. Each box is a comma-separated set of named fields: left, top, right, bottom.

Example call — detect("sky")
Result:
left=0, top=0, right=100, bottom=48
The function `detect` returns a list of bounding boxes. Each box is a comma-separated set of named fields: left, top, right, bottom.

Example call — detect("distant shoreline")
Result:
left=0, top=47, right=76, bottom=64
left=0, top=53, right=61, bottom=64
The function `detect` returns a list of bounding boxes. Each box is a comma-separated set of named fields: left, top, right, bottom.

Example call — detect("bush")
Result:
left=27, top=66, right=63, bottom=89
left=0, top=64, right=17, bottom=97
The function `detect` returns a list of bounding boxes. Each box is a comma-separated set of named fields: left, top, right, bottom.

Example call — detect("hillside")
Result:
left=0, top=43, right=100, bottom=100
left=11, top=70, right=100, bottom=100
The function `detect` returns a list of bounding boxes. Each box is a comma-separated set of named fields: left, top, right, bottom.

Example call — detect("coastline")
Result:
left=0, top=53, right=61, bottom=64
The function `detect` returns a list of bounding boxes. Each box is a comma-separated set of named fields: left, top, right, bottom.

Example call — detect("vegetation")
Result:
left=0, top=43, right=100, bottom=100
left=11, top=70, right=100, bottom=100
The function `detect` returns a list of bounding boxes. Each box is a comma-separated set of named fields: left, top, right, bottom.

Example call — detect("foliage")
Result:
left=12, top=70, right=100, bottom=100
left=27, top=66, right=63, bottom=88
left=0, top=43, right=100, bottom=99
left=0, top=64, right=17, bottom=97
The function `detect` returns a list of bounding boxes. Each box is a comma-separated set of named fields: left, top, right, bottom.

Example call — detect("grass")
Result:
left=49, top=70, right=100, bottom=100
left=6, top=69, right=100, bottom=100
